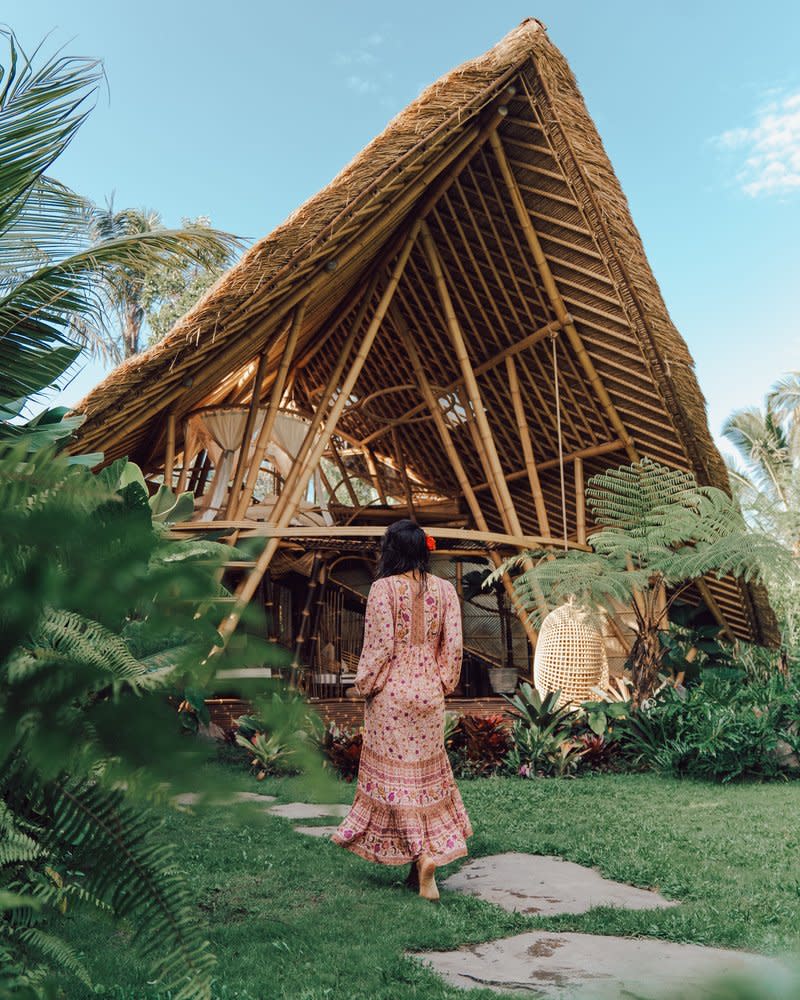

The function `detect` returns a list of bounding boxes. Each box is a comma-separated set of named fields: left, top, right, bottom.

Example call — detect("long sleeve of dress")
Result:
left=436, top=581, right=463, bottom=695
left=353, top=578, right=395, bottom=698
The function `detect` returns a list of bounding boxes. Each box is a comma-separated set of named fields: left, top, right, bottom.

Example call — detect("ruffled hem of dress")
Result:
left=330, top=787, right=473, bottom=866
left=331, top=833, right=470, bottom=867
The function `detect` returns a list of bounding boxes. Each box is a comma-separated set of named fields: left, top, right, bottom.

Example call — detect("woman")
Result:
left=332, top=520, right=472, bottom=901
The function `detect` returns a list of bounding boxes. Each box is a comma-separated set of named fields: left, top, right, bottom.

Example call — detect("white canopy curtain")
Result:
left=183, top=407, right=330, bottom=523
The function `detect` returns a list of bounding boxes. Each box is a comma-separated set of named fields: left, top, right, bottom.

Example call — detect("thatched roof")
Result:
left=71, top=19, right=776, bottom=644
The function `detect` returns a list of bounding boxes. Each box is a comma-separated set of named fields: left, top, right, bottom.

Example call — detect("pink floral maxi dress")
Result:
left=332, top=573, right=472, bottom=865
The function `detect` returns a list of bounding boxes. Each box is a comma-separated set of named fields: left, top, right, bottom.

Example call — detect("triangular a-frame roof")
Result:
left=72, top=19, right=776, bottom=644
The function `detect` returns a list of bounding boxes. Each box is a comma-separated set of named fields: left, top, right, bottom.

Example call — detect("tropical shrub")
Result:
left=315, top=725, right=364, bottom=782
left=493, top=459, right=793, bottom=704
left=618, top=675, right=800, bottom=782
left=503, top=684, right=583, bottom=777
left=445, top=714, right=511, bottom=777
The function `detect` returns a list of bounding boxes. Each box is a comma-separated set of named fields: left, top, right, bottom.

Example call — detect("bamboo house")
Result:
left=71, top=19, right=776, bottom=720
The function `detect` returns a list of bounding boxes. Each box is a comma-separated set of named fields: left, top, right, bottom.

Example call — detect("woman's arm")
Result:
left=353, top=578, right=395, bottom=698
left=437, top=581, right=463, bottom=695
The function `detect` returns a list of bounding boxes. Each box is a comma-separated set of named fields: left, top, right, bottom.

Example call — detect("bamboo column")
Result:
left=574, top=456, right=587, bottom=545
left=290, top=553, right=323, bottom=686
left=393, top=306, right=540, bottom=648
left=225, top=349, right=270, bottom=518
left=176, top=420, right=197, bottom=494
left=231, top=302, right=307, bottom=522
left=488, top=131, right=639, bottom=464
left=164, top=412, right=176, bottom=489
left=215, top=222, right=421, bottom=645
left=506, top=355, right=550, bottom=536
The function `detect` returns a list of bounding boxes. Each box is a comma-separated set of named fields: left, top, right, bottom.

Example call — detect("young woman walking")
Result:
left=332, top=520, right=472, bottom=901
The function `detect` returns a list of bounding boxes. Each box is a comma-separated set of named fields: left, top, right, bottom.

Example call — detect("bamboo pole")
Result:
left=215, top=222, right=421, bottom=645
left=392, top=305, right=540, bottom=648
left=363, top=447, right=387, bottom=504
left=290, top=553, right=323, bottom=686
left=392, top=427, right=416, bottom=520
left=506, top=355, right=550, bottom=536
left=231, top=302, right=308, bottom=523
left=574, top=456, right=586, bottom=545
left=164, top=412, right=176, bottom=488
left=471, top=437, right=624, bottom=492
left=360, top=318, right=561, bottom=446
left=175, top=420, right=195, bottom=494
left=419, top=225, right=550, bottom=628
left=225, top=349, right=271, bottom=518
left=420, top=221, right=529, bottom=542
left=488, top=131, right=639, bottom=464
left=268, top=270, right=383, bottom=529
left=328, top=438, right=361, bottom=508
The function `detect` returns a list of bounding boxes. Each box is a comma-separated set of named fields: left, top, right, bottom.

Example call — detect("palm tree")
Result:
left=77, top=202, right=236, bottom=364
left=0, top=28, right=239, bottom=439
left=493, top=459, right=792, bottom=704
left=723, top=376, right=800, bottom=553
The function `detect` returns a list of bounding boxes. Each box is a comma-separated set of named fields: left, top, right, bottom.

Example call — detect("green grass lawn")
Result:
left=61, top=764, right=800, bottom=999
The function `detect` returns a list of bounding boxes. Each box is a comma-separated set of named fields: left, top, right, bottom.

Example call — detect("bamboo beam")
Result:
left=420, top=221, right=529, bottom=542
left=488, top=131, right=639, bottom=464
left=215, top=221, right=421, bottom=645
left=506, top=355, right=549, bottom=536
left=360, top=317, right=561, bottom=446
left=574, top=456, right=587, bottom=546
left=392, top=304, right=540, bottom=648
left=363, top=447, right=387, bottom=504
left=328, top=438, right=361, bottom=508
left=170, top=521, right=591, bottom=550
left=267, top=268, right=383, bottom=528
left=231, top=301, right=307, bottom=522
left=164, top=412, right=176, bottom=488
left=695, top=578, right=736, bottom=642
left=225, top=348, right=270, bottom=518
left=175, top=420, right=195, bottom=494
left=472, top=437, right=624, bottom=492
left=392, top=427, right=416, bottom=521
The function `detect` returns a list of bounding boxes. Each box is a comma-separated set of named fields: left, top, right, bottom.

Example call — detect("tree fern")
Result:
left=493, top=458, right=793, bottom=703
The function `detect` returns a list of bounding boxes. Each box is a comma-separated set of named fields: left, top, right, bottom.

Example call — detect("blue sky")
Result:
left=12, top=1, right=800, bottom=452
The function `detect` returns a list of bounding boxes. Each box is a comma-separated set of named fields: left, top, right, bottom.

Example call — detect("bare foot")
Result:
left=417, top=856, right=439, bottom=902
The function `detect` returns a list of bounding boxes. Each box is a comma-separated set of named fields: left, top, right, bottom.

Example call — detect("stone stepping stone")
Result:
left=418, top=930, right=788, bottom=998
left=293, top=824, right=341, bottom=838
left=444, top=853, right=676, bottom=915
left=268, top=802, right=350, bottom=820
left=173, top=791, right=276, bottom=808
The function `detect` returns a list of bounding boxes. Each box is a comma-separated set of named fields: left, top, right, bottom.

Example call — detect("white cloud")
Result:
left=332, top=32, right=386, bottom=97
left=716, top=89, right=800, bottom=197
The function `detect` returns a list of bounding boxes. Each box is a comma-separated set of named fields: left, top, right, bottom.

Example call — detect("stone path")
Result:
left=293, top=824, right=341, bottom=838
left=444, top=853, right=676, bottom=915
left=173, top=790, right=276, bottom=808
left=419, top=929, right=789, bottom=999
left=267, top=801, right=349, bottom=820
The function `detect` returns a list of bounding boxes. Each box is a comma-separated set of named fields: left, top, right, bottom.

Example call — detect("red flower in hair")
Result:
left=425, top=534, right=436, bottom=552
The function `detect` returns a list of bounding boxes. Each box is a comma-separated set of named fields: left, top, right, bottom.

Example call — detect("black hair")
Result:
left=375, top=519, right=430, bottom=587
